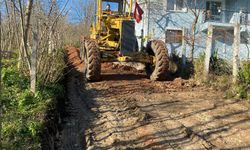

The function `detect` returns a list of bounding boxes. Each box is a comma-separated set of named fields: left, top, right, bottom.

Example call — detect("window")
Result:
left=240, top=11, right=248, bottom=25
left=205, top=1, right=222, bottom=21
left=241, top=32, right=250, bottom=44
left=102, top=1, right=119, bottom=12
left=167, top=0, right=175, bottom=11
left=166, top=29, right=183, bottom=43
left=166, top=0, right=185, bottom=11
left=176, top=0, right=184, bottom=10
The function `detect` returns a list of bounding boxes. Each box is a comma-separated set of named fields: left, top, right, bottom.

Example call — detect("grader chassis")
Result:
left=81, top=0, right=169, bottom=81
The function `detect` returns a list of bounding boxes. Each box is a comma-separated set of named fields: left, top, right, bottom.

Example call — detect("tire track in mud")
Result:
left=59, top=74, right=86, bottom=150
left=59, top=47, right=250, bottom=149
left=83, top=79, right=215, bottom=150
left=58, top=47, right=95, bottom=150
left=59, top=46, right=215, bottom=149
left=134, top=95, right=215, bottom=150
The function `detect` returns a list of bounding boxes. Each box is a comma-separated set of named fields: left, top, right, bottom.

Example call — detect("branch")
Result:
left=50, top=0, right=69, bottom=31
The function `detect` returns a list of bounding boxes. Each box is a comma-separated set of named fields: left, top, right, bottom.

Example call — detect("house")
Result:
left=135, top=0, right=250, bottom=60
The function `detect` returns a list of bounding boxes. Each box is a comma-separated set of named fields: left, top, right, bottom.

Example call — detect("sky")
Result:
left=61, top=0, right=119, bottom=23
left=61, top=0, right=83, bottom=23
left=0, top=0, right=122, bottom=23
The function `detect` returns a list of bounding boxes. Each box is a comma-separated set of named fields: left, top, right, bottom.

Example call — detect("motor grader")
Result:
left=81, top=0, right=169, bottom=81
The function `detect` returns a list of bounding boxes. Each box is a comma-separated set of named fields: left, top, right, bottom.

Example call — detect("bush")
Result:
left=1, top=65, right=64, bottom=149
left=194, top=52, right=205, bottom=82
left=37, top=49, right=66, bottom=85
left=210, top=50, right=232, bottom=76
left=194, top=53, right=249, bottom=100
left=239, top=61, right=250, bottom=85
left=237, top=61, right=250, bottom=99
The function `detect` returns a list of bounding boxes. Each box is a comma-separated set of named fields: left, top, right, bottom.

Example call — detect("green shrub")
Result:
left=239, top=61, right=250, bottom=84
left=210, top=50, right=232, bottom=76
left=237, top=61, right=250, bottom=99
left=194, top=52, right=205, bottom=81
left=1, top=65, right=64, bottom=149
left=194, top=53, right=249, bottom=99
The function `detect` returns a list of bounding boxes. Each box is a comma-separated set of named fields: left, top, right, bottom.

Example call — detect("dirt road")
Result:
left=58, top=47, right=250, bottom=150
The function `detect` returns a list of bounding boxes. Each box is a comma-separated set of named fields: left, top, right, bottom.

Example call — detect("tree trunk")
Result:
left=19, top=0, right=33, bottom=71
left=190, top=16, right=198, bottom=62
left=4, top=0, right=11, bottom=53
left=182, top=27, right=187, bottom=69
left=48, top=26, right=55, bottom=54
left=31, top=31, right=38, bottom=93
left=9, top=1, right=22, bottom=68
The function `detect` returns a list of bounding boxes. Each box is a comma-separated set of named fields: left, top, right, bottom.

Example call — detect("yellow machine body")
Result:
left=90, top=0, right=154, bottom=64
left=83, top=0, right=169, bottom=81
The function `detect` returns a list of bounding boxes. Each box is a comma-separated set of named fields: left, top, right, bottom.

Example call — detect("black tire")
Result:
left=82, top=40, right=101, bottom=82
left=146, top=40, right=169, bottom=81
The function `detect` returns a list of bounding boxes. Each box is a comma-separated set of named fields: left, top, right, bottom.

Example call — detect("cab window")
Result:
left=102, top=2, right=119, bottom=12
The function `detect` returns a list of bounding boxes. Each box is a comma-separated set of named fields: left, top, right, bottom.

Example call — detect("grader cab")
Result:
left=81, top=0, right=169, bottom=81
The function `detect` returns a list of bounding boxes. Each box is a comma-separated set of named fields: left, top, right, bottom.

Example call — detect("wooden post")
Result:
left=30, top=31, right=38, bottom=93
left=204, top=25, right=213, bottom=81
left=233, top=23, right=240, bottom=84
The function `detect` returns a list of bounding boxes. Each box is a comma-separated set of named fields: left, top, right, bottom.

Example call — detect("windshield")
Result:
left=102, top=0, right=123, bottom=13
left=102, top=2, right=119, bottom=12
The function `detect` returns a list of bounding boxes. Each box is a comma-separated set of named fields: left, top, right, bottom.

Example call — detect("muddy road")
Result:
left=58, top=47, right=250, bottom=150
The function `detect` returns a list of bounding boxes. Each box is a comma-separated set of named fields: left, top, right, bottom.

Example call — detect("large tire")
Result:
left=82, top=40, right=101, bottom=82
left=146, top=40, right=169, bottom=81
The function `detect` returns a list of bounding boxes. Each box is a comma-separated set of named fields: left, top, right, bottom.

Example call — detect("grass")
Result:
left=1, top=63, right=64, bottom=149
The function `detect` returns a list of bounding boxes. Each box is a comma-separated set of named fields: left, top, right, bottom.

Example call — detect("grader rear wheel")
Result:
left=82, top=40, right=101, bottom=82
left=146, top=40, right=169, bottom=81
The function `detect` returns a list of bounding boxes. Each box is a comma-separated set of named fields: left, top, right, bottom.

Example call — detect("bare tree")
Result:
left=72, top=0, right=95, bottom=36
left=185, top=0, right=203, bottom=62
left=1, top=0, right=73, bottom=91
left=18, top=0, right=34, bottom=71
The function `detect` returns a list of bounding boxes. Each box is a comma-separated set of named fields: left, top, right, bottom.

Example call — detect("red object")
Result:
left=133, top=2, right=144, bottom=23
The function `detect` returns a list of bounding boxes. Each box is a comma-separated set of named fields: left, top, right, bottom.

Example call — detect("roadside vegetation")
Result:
left=194, top=53, right=249, bottom=100
left=1, top=53, right=65, bottom=149
left=236, top=61, right=250, bottom=99
left=1, top=68, right=62, bottom=148
left=0, top=0, right=95, bottom=149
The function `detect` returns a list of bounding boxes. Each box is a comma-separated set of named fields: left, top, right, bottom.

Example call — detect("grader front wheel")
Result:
left=82, top=40, right=101, bottom=82
left=146, top=40, right=169, bottom=81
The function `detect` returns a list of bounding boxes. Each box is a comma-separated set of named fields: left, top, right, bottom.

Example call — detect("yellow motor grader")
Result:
left=81, top=0, right=169, bottom=81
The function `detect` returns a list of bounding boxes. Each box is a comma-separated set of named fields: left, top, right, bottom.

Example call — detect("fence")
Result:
left=203, top=9, right=249, bottom=25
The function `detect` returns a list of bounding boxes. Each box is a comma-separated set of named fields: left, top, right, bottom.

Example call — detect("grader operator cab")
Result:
left=81, top=0, right=169, bottom=81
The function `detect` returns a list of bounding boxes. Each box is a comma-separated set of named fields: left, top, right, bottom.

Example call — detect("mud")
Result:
left=58, top=47, right=250, bottom=150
